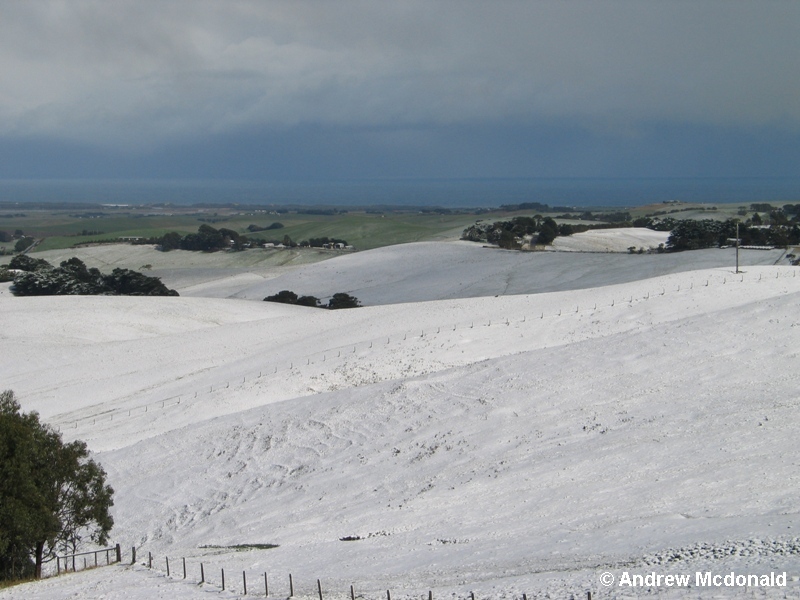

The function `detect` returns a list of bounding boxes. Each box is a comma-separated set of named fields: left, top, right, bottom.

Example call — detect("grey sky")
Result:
left=0, top=1, right=798, bottom=179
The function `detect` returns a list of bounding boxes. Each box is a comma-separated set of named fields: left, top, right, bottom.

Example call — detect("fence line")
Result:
left=137, top=548, right=596, bottom=600
left=54, top=544, right=121, bottom=576
left=51, top=268, right=799, bottom=434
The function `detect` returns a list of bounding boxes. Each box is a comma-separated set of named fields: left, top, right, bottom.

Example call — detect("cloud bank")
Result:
left=1, top=1, right=798, bottom=178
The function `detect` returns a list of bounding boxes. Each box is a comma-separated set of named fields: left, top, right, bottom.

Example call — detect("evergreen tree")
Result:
left=327, top=293, right=361, bottom=309
left=0, top=391, right=114, bottom=580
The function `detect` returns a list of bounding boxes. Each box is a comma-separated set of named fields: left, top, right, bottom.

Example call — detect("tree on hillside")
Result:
left=8, top=254, right=51, bottom=272
left=264, top=290, right=299, bottom=304
left=0, top=390, right=114, bottom=581
left=327, top=293, right=361, bottom=309
left=296, top=295, right=321, bottom=307
left=535, top=217, right=559, bottom=245
left=10, top=257, right=178, bottom=297
left=13, top=237, right=35, bottom=253
left=159, top=231, right=183, bottom=251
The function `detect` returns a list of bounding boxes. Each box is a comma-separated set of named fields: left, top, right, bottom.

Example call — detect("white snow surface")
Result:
left=549, top=227, right=669, bottom=252
left=231, top=240, right=785, bottom=305
left=2, top=242, right=800, bottom=599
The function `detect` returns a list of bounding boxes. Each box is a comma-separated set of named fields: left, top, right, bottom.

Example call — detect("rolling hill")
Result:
left=2, top=239, right=799, bottom=599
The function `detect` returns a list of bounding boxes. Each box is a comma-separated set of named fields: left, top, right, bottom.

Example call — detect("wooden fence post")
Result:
left=265, top=572, right=269, bottom=596
left=428, top=591, right=432, bottom=600
left=222, top=568, right=225, bottom=591
left=148, top=552, right=152, bottom=569
left=387, top=589, right=391, bottom=600
left=289, top=573, right=294, bottom=596
left=317, top=578, right=323, bottom=600
left=200, top=563, right=205, bottom=584
left=166, top=556, right=170, bottom=577
left=131, top=547, right=136, bottom=565
left=115, top=544, right=121, bottom=563
left=56, top=557, right=60, bottom=575
left=350, top=584, right=355, bottom=600
left=244, top=571, right=248, bottom=595
left=183, top=557, right=186, bottom=579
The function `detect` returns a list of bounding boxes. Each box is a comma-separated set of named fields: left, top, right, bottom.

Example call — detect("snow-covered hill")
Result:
left=231, top=240, right=786, bottom=305
left=2, top=244, right=800, bottom=599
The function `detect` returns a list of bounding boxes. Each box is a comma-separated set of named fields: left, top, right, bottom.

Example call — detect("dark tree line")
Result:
left=666, top=218, right=800, bottom=251
left=461, top=215, right=631, bottom=248
left=152, top=225, right=348, bottom=252
left=264, top=290, right=361, bottom=309
left=462, top=204, right=800, bottom=252
left=246, top=222, right=284, bottom=232
left=157, top=224, right=247, bottom=252
left=8, top=255, right=178, bottom=296
left=0, top=391, right=114, bottom=581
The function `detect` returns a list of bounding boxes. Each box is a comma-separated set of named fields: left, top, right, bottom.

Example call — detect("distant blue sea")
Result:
left=0, top=178, right=799, bottom=208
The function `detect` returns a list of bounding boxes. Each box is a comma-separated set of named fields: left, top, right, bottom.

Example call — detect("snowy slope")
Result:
left=549, top=227, right=669, bottom=252
left=230, top=240, right=786, bottom=305
left=1, top=252, right=800, bottom=598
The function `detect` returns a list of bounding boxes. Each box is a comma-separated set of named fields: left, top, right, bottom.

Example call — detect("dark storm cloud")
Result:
left=0, top=1, right=798, bottom=177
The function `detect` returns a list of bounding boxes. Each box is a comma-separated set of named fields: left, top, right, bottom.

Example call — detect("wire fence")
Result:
left=45, top=544, right=122, bottom=578
left=137, top=547, right=596, bottom=600
left=49, top=268, right=799, bottom=435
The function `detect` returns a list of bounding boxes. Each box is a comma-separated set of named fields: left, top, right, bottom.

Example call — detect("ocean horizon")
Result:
left=0, top=177, right=799, bottom=209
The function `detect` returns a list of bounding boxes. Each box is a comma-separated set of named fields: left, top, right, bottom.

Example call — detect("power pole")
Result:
left=736, top=222, right=740, bottom=274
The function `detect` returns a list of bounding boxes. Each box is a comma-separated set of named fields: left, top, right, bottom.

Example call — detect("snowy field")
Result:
left=230, top=240, right=785, bottom=306
left=10, top=229, right=786, bottom=306
left=549, top=227, right=670, bottom=253
left=2, top=236, right=800, bottom=599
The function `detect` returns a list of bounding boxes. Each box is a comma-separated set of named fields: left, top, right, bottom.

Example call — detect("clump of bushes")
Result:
left=264, top=290, right=360, bottom=309
left=7, top=255, right=178, bottom=297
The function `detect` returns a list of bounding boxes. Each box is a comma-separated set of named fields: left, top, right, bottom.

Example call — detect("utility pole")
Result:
left=735, top=222, right=740, bottom=274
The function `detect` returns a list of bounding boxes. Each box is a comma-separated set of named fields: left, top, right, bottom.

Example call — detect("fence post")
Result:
left=166, top=557, right=170, bottom=577
left=115, top=544, right=121, bottom=563
left=265, top=572, right=268, bottom=596
left=222, top=568, right=225, bottom=591
left=244, top=571, right=248, bottom=595
left=57, top=557, right=60, bottom=575
left=318, top=578, right=323, bottom=600
left=148, top=552, right=152, bottom=569
left=131, top=547, right=136, bottom=565
left=350, top=584, right=355, bottom=600
left=289, top=573, right=294, bottom=596
left=183, top=557, right=186, bottom=579
left=94, top=551, right=98, bottom=567
left=106, top=549, right=109, bottom=565
left=200, top=563, right=205, bottom=584
left=72, top=555, right=76, bottom=572
left=387, top=589, right=391, bottom=600
left=428, top=591, right=432, bottom=600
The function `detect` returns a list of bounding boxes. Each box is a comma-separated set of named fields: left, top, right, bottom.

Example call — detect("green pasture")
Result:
left=1, top=208, right=508, bottom=253
left=0, top=201, right=754, bottom=255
